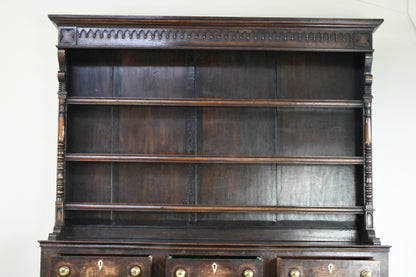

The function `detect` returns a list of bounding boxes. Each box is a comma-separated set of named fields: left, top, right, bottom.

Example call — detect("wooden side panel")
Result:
left=66, top=106, right=112, bottom=153
left=197, top=164, right=276, bottom=221
left=112, top=163, right=193, bottom=224
left=199, top=108, right=275, bottom=155
left=196, top=51, right=275, bottom=99
left=115, top=107, right=195, bottom=154
left=67, top=106, right=195, bottom=154
left=277, top=52, right=364, bottom=99
left=68, top=49, right=113, bottom=97
left=114, top=164, right=192, bottom=204
left=114, top=50, right=193, bottom=98
left=65, top=162, right=111, bottom=202
left=65, top=162, right=112, bottom=225
left=278, top=165, right=360, bottom=206
left=277, top=165, right=361, bottom=222
left=278, top=109, right=363, bottom=156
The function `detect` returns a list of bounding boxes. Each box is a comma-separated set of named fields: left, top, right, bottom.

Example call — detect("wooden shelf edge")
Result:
left=65, top=154, right=365, bottom=164
left=38, top=238, right=392, bottom=249
left=66, top=97, right=363, bottom=108
left=64, top=203, right=365, bottom=214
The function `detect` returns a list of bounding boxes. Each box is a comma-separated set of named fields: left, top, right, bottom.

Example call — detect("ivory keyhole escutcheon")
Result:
left=328, top=263, right=334, bottom=274
left=212, top=262, right=218, bottom=274
left=98, top=259, right=103, bottom=271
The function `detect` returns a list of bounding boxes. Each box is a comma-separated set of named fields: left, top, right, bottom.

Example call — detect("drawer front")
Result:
left=166, top=257, right=263, bottom=277
left=277, top=258, right=380, bottom=277
left=50, top=255, right=152, bottom=277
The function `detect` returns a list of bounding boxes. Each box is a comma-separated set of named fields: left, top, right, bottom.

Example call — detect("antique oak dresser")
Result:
left=40, top=15, right=389, bottom=277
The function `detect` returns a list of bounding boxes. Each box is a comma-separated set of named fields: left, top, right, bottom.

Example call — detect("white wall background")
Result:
left=1, top=0, right=415, bottom=276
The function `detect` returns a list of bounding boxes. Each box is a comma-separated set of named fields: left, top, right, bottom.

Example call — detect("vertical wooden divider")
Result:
left=192, top=51, right=198, bottom=224
left=110, top=49, right=115, bottom=224
left=49, top=49, right=67, bottom=240
left=274, top=52, right=280, bottom=225
left=363, top=53, right=380, bottom=245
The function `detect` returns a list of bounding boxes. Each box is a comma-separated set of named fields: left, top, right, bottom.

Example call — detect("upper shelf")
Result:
left=66, top=153, right=364, bottom=165
left=49, top=15, right=383, bottom=51
left=66, top=97, right=363, bottom=108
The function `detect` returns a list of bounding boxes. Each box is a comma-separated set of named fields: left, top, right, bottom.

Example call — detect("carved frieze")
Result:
left=57, top=27, right=372, bottom=50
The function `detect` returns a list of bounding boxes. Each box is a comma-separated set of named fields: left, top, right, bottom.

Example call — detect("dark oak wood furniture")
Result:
left=40, top=15, right=389, bottom=277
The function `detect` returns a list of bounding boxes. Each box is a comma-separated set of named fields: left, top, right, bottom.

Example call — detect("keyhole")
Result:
left=212, top=263, right=218, bottom=274
left=328, top=263, right=334, bottom=274
left=98, top=259, right=104, bottom=271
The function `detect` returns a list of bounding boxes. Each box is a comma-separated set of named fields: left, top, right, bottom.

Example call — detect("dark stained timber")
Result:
left=67, top=97, right=364, bottom=108
left=68, top=49, right=113, bottom=97
left=42, top=15, right=389, bottom=277
left=114, top=50, right=193, bottom=98
left=276, top=52, right=364, bottom=100
left=66, top=105, right=112, bottom=153
left=65, top=154, right=364, bottom=164
left=64, top=203, right=365, bottom=214
left=278, top=109, right=363, bottom=156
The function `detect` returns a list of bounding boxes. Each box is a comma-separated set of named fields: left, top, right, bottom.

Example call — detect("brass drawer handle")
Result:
left=58, top=265, right=71, bottom=276
left=361, top=270, right=372, bottom=277
left=130, top=265, right=142, bottom=276
left=175, top=268, right=186, bottom=277
left=244, top=269, right=254, bottom=277
left=289, top=268, right=301, bottom=277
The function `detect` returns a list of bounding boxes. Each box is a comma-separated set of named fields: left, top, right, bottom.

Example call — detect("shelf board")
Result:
left=66, top=154, right=365, bottom=164
left=66, top=97, right=363, bottom=108
left=65, top=203, right=365, bottom=214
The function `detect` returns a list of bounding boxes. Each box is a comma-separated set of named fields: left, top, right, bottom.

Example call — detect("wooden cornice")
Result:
left=49, top=15, right=383, bottom=51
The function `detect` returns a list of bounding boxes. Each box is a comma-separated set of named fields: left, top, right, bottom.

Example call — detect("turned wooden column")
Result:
left=49, top=49, right=67, bottom=240
left=363, top=53, right=380, bottom=245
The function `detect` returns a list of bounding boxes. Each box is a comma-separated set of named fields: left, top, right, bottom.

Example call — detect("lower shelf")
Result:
left=61, top=225, right=362, bottom=243
left=64, top=203, right=365, bottom=214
